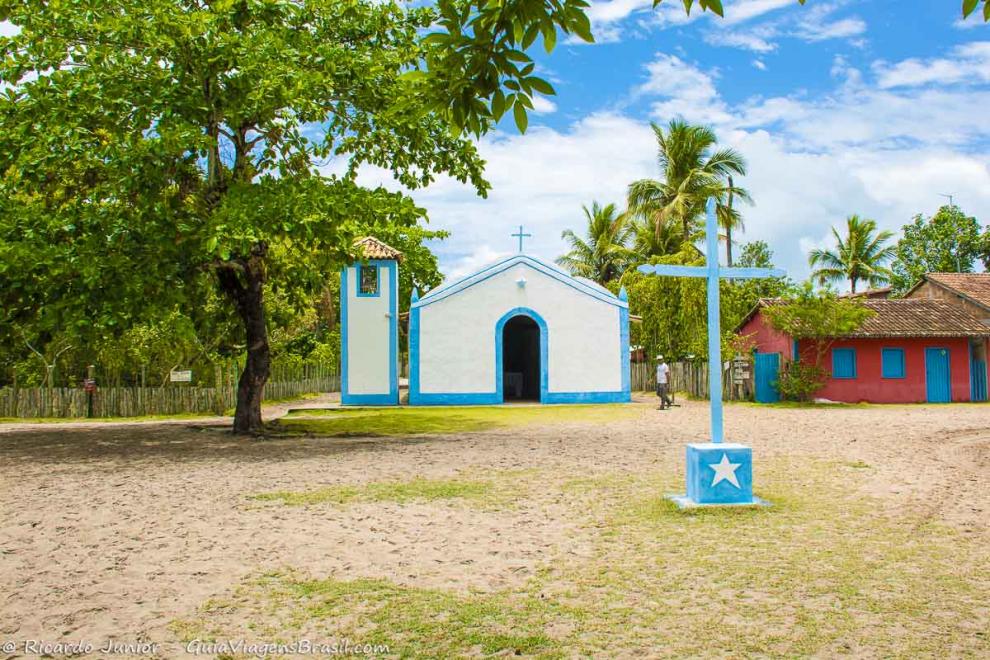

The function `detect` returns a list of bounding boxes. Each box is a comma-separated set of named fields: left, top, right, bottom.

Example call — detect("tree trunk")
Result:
left=850, top=277, right=857, bottom=294
left=726, top=224, right=733, bottom=268
left=217, top=243, right=271, bottom=435
left=726, top=175, right=734, bottom=267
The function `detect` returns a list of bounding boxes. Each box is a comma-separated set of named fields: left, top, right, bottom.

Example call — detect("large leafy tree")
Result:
left=627, top=120, right=750, bottom=247
left=808, top=215, right=896, bottom=294
left=556, top=202, right=633, bottom=285
left=890, top=205, right=988, bottom=294
left=0, top=0, right=601, bottom=434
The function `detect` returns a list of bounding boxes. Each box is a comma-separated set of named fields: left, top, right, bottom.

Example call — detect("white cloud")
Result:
left=585, top=0, right=653, bottom=24
left=722, top=0, right=794, bottom=25
left=530, top=95, right=558, bottom=114
left=704, top=0, right=866, bottom=53
left=636, top=54, right=731, bottom=123
left=583, top=0, right=739, bottom=43
left=380, top=114, right=657, bottom=280
left=752, top=59, right=767, bottom=70
left=620, top=45, right=990, bottom=282
left=789, top=1, right=867, bottom=42
left=792, top=16, right=865, bottom=42
left=708, top=31, right=777, bottom=52
left=346, top=40, right=990, bottom=287
left=444, top=245, right=513, bottom=281
left=873, top=41, right=990, bottom=88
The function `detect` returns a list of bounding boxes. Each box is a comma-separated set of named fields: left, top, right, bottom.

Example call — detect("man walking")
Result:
left=656, top=355, right=672, bottom=410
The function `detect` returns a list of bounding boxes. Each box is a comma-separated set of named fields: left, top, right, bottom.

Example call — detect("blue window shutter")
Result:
left=832, top=348, right=857, bottom=379
left=881, top=348, right=905, bottom=379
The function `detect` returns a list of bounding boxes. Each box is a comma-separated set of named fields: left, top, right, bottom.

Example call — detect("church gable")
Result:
left=415, top=255, right=626, bottom=311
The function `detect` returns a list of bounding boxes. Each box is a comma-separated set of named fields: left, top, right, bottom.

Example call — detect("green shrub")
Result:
left=776, top=361, right=827, bottom=402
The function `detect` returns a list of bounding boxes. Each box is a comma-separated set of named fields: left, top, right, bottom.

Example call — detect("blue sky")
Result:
left=357, top=0, right=990, bottom=287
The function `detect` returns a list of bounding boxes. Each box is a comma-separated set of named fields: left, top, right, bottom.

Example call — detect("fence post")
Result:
left=86, top=364, right=95, bottom=418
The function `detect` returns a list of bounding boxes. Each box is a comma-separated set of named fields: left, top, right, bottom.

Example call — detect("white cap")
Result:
left=656, top=354, right=664, bottom=361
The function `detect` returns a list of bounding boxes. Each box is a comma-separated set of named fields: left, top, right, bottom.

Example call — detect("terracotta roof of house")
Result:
left=737, top=297, right=990, bottom=338
left=354, top=236, right=403, bottom=262
left=852, top=299, right=990, bottom=338
left=920, top=273, right=990, bottom=310
left=839, top=286, right=893, bottom=299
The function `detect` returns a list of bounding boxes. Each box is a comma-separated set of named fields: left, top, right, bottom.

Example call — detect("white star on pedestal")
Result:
left=709, top=453, right=741, bottom=489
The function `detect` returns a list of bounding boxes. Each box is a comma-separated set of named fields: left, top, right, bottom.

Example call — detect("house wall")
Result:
left=807, top=337, right=972, bottom=403
left=905, top=281, right=990, bottom=388
left=341, top=260, right=398, bottom=404
left=742, top=310, right=974, bottom=403
left=738, top=312, right=795, bottom=360
left=412, top=261, right=627, bottom=403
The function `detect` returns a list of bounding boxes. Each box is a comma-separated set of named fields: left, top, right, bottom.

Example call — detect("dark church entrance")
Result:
left=501, top=315, right=541, bottom=401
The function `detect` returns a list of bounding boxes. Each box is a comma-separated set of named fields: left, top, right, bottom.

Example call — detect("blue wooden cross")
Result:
left=511, top=225, right=532, bottom=252
left=638, top=199, right=784, bottom=444
left=638, top=199, right=784, bottom=507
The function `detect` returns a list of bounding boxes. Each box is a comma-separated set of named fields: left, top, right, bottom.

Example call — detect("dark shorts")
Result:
left=656, top=382, right=669, bottom=398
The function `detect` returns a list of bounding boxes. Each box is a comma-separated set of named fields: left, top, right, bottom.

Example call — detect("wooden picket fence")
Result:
left=631, top=359, right=753, bottom=401
left=0, top=365, right=340, bottom=419
left=1, top=359, right=753, bottom=419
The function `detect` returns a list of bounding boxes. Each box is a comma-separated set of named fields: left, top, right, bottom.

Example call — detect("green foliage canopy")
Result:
left=556, top=202, right=634, bottom=285
left=890, top=205, right=988, bottom=294
left=762, top=283, right=874, bottom=348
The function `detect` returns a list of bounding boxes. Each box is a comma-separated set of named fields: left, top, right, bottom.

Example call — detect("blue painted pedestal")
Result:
left=667, top=443, right=770, bottom=509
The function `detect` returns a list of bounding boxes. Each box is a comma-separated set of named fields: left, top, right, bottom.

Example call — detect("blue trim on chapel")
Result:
left=495, top=307, right=549, bottom=402
left=341, top=259, right=399, bottom=406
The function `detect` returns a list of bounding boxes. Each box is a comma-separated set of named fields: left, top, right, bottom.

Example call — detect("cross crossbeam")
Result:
left=636, top=201, right=785, bottom=444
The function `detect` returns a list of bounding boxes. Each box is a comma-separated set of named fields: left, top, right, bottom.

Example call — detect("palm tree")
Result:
left=628, top=119, right=750, bottom=247
left=809, top=215, right=896, bottom=293
left=718, top=174, right=745, bottom=267
left=630, top=215, right=683, bottom=260
left=556, top=202, right=634, bottom=285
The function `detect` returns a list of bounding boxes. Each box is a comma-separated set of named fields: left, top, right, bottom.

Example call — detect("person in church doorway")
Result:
left=656, top=355, right=672, bottom=410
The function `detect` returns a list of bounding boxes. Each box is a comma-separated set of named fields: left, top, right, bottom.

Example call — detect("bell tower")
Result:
left=340, top=237, right=401, bottom=405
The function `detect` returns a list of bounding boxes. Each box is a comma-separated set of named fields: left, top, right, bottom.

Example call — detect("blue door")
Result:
left=971, top=359, right=987, bottom=402
left=754, top=352, right=780, bottom=403
left=925, top=347, right=951, bottom=403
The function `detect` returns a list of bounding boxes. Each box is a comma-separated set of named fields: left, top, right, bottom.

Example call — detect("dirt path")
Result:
left=1, top=398, right=987, bottom=652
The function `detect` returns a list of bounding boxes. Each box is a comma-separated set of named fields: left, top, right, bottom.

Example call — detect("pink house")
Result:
left=738, top=298, right=990, bottom=404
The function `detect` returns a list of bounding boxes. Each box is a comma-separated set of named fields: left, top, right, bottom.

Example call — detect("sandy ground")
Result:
left=1, top=396, right=988, bottom=655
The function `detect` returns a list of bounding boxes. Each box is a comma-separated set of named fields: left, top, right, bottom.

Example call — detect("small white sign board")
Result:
left=170, top=370, right=192, bottom=383
left=732, top=357, right=750, bottom=384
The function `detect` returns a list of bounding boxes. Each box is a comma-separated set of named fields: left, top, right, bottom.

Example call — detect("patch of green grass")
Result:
left=222, top=391, right=324, bottom=415
left=175, top=573, right=562, bottom=658
left=250, top=476, right=507, bottom=507
left=843, top=459, right=871, bottom=469
left=184, top=457, right=990, bottom=656
left=274, top=403, right=638, bottom=437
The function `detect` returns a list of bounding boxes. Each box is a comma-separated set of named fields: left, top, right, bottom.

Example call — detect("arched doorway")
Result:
left=501, top=315, right=542, bottom=401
